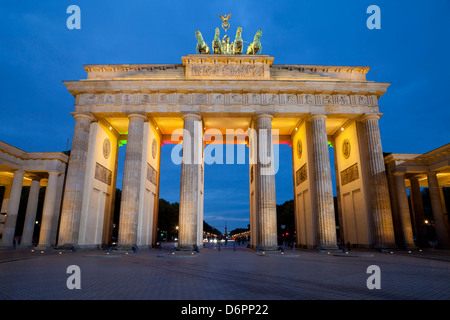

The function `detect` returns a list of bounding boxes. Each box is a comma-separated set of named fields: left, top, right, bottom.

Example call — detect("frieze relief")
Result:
left=189, top=64, right=265, bottom=78
left=78, top=92, right=378, bottom=107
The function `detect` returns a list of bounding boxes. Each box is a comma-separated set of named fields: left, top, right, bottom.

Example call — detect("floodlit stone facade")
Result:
left=2, top=54, right=448, bottom=251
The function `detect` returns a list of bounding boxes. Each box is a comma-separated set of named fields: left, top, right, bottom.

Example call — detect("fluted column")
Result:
left=255, top=114, right=278, bottom=251
left=21, top=177, right=42, bottom=246
left=37, top=172, right=60, bottom=248
left=361, top=115, right=396, bottom=249
left=0, top=170, right=25, bottom=248
left=118, top=114, right=147, bottom=250
left=57, top=113, right=95, bottom=247
left=427, top=172, right=450, bottom=248
left=393, top=173, right=415, bottom=248
left=310, top=115, right=338, bottom=250
left=409, top=176, right=427, bottom=247
left=178, top=114, right=203, bottom=250
left=1, top=184, right=12, bottom=214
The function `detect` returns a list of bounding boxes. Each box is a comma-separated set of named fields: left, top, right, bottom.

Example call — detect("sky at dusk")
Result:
left=1, top=1, right=449, bottom=232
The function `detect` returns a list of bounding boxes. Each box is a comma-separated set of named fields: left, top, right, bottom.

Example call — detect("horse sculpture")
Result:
left=212, top=27, right=223, bottom=54
left=246, top=29, right=262, bottom=55
left=195, top=30, right=211, bottom=54
left=233, top=26, right=243, bottom=54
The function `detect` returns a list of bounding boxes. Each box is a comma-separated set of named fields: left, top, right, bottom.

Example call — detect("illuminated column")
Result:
left=427, top=172, right=450, bottom=248
left=310, top=115, right=338, bottom=250
left=0, top=183, right=11, bottom=236
left=118, top=114, right=147, bottom=250
left=361, top=115, right=396, bottom=249
left=0, top=184, right=12, bottom=214
left=255, top=114, right=278, bottom=251
left=0, top=170, right=25, bottom=248
left=57, top=113, right=95, bottom=247
left=178, top=114, right=204, bottom=250
left=393, top=173, right=415, bottom=248
left=409, top=176, right=427, bottom=247
left=37, top=172, right=60, bottom=248
left=21, top=177, right=42, bottom=247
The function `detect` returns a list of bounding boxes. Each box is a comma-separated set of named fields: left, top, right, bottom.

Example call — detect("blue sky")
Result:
left=1, top=1, right=449, bottom=232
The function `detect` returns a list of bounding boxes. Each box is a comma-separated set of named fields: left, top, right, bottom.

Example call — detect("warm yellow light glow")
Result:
left=425, top=220, right=429, bottom=224
left=341, top=127, right=344, bottom=131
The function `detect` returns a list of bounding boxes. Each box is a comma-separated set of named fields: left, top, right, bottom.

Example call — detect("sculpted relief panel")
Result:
left=189, top=64, right=265, bottom=78
left=77, top=92, right=378, bottom=107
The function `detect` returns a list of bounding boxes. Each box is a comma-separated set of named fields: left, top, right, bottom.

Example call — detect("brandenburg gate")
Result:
left=55, top=40, right=398, bottom=251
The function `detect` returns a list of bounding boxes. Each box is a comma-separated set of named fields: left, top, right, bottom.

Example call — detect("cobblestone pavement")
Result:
left=0, top=244, right=449, bottom=300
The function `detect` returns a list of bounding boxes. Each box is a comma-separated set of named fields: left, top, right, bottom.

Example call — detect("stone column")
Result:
left=255, top=114, right=278, bottom=251
left=310, top=115, right=338, bottom=250
left=0, top=183, right=12, bottom=237
left=57, top=113, right=95, bottom=247
left=0, top=170, right=25, bottom=248
left=118, top=114, right=147, bottom=250
left=178, top=114, right=203, bottom=250
left=361, top=115, right=396, bottom=249
left=427, top=172, right=450, bottom=248
left=21, top=177, right=42, bottom=247
left=37, top=172, right=60, bottom=249
left=393, top=173, right=416, bottom=248
left=1, top=183, right=12, bottom=214
left=409, top=176, right=427, bottom=247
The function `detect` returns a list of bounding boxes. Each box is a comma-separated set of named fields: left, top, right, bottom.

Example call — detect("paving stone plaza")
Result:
left=1, top=8, right=449, bottom=311
left=1, top=244, right=449, bottom=300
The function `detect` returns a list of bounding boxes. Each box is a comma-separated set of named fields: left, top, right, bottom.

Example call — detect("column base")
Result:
left=318, top=244, right=341, bottom=252
left=17, top=244, right=35, bottom=249
left=0, top=245, right=16, bottom=250
left=115, top=244, right=138, bottom=253
left=177, top=244, right=201, bottom=252
left=257, top=245, right=279, bottom=252
left=36, top=244, right=55, bottom=251
left=377, top=246, right=398, bottom=253
left=54, top=244, right=77, bottom=252
left=403, top=245, right=419, bottom=251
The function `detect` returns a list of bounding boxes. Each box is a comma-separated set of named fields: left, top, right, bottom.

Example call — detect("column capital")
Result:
left=13, top=169, right=26, bottom=176
left=29, top=175, right=42, bottom=182
left=408, top=175, right=421, bottom=182
left=254, top=113, right=274, bottom=120
left=426, top=171, right=439, bottom=178
left=308, top=114, right=327, bottom=121
left=360, top=114, right=381, bottom=122
left=71, top=112, right=96, bottom=122
left=127, top=113, right=147, bottom=121
left=181, top=113, right=202, bottom=121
